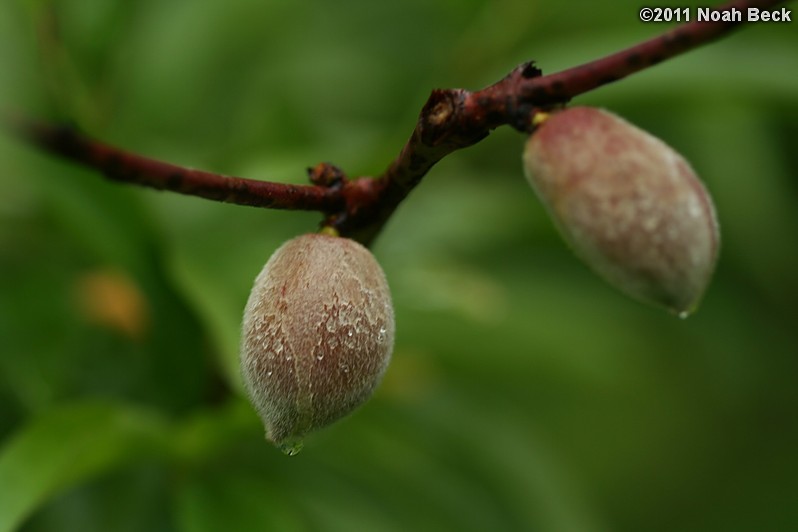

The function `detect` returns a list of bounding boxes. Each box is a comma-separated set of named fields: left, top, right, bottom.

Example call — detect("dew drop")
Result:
left=678, top=310, right=690, bottom=320
left=278, top=439, right=304, bottom=456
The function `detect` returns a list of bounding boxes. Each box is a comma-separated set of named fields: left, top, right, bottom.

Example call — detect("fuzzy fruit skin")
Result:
left=241, top=233, right=395, bottom=450
left=523, top=107, right=719, bottom=314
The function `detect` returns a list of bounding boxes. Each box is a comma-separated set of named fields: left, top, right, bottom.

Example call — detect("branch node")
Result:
left=307, top=162, right=347, bottom=188
left=419, top=89, right=464, bottom=146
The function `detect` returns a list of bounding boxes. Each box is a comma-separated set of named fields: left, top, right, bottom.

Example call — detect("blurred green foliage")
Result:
left=1, top=0, right=797, bottom=530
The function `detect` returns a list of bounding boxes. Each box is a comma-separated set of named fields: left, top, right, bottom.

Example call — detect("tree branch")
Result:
left=9, top=117, right=344, bottom=212
left=344, top=0, right=789, bottom=243
left=7, top=0, right=789, bottom=245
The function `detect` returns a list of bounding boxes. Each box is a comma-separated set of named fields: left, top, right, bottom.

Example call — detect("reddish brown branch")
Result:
left=7, top=0, right=789, bottom=245
left=518, top=0, right=787, bottom=103
left=10, top=117, right=343, bottom=212
left=342, top=0, right=789, bottom=243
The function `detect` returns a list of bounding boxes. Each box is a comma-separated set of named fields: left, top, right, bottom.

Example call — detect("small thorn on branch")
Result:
left=519, top=61, right=543, bottom=79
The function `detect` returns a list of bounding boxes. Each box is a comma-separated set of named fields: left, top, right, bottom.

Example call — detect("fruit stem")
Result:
left=319, top=226, right=340, bottom=237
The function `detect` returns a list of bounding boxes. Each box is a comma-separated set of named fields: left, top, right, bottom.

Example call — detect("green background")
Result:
left=1, top=0, right=796, bottom=530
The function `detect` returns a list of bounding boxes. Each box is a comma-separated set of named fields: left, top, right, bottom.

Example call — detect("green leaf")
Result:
left=0, top=401, right=168, bottom=532
left=175, top=472, right=306, bottom=532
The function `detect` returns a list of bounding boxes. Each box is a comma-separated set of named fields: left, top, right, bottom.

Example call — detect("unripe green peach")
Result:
left=523, top=107, right=719, bottom=315
left=240, top=233, right=395, bottom=454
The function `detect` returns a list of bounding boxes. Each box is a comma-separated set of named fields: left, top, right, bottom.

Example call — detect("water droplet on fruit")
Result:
left=279, top=439, right=304, bottom=456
